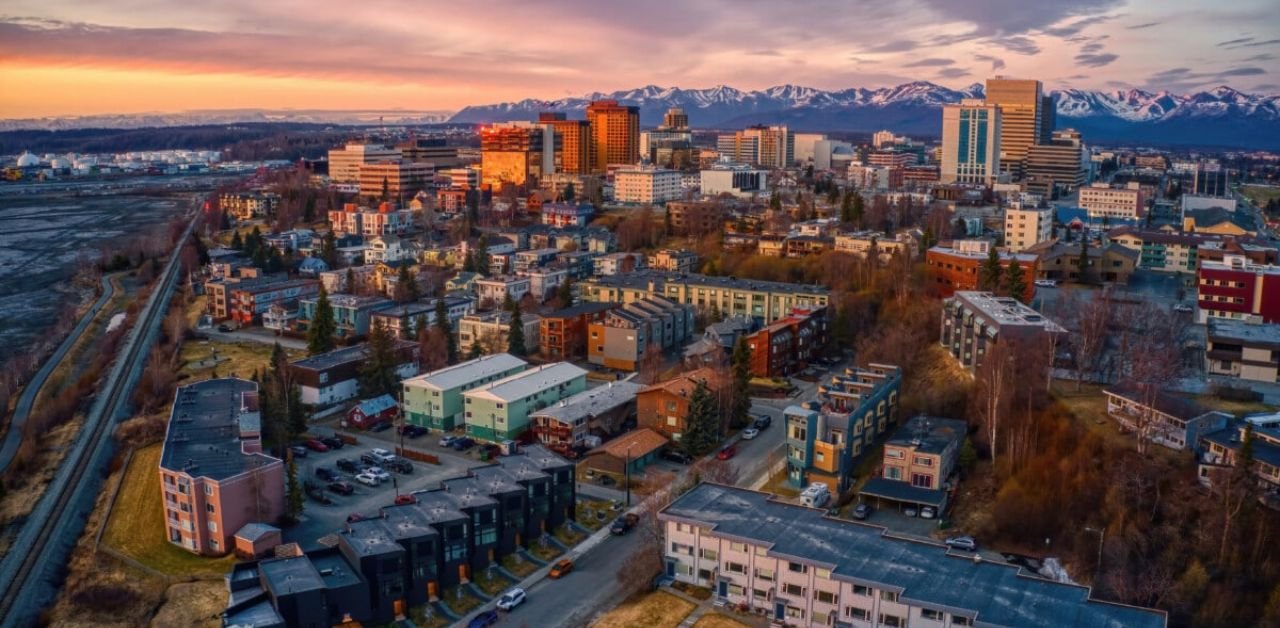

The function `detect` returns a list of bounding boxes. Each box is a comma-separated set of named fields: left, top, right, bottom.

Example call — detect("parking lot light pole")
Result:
left=1084, top=526, right=1105, bottom=579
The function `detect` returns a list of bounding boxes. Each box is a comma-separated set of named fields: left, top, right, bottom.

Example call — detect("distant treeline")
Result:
left=0, top=123, right=354, bottom=159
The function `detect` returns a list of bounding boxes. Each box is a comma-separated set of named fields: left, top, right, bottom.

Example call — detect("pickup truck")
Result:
left=611, top=513, right=639, bottom=535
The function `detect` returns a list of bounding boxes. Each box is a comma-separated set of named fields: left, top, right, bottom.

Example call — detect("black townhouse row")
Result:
left=223, top=444, right=576, bottom=627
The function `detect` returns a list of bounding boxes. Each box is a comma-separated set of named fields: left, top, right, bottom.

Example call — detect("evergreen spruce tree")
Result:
left=396, top=264, right=419, bottom=303
left=769, top=190, right=782, bottom=212
left=1003, top=259, right=1027, bottom=302
left=729, top=337, right=752, bottom=429
left=850, top=194, right=865, bottom=227
left=320, top=231, right=337, bottom=268
left=1076, top=237, right=1091, bottom=284
left=285, top=456, right=304, bottom=522
left=435, top=298, right=458, bottom=365
left=306, top=285, right=337, bottom=355
left=230, top=230, right=244, bottom=250
left=345, top=267, right=356, bottom=293
left=468, top=342, right=484, bottom=360
left=557, top=276, right=574, bottom=306
left=681, top=380, right=720, bottom=456
left=563, top=182, right=576, bottom=202
left=978, top=247, right=1003, bottom=292
left=358, top=320, right=399, bottom=398
left=507, top=301, right=526, bottom=356
left=413, top=313, right=429, bottom=341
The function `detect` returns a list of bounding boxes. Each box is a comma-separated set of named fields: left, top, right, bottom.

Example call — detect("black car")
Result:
left=217, top=324, right=233, bottom=332
left=753, top=415, right=772, bottom=430
left=398, top=424, right=428, bottom=439
left=611, top=513, right=639, bottom=535
left=304, top=482, right=332, bottom=505
left=451, top=437, right=476, bottom=451
left=328, top=481, right=355, bottom=495
left=336, top=458, right=360, bottom=473
left=386, top=459, right=413, bottom=474
left=661, top=449, right=692, bottom=464
left=320, top=436, right=345, bottom=450
left=370, top=421, right=393, bottom=432
left=360, top=452, right=379, bottom=465
left=315, top=467, right=339, bottom=482
left=469, top=610, right=499, bottom=628
left=853, top=503, right=871, bottom=520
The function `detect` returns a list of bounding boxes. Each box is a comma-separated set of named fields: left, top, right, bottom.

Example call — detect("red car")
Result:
left=716, top=445, right=737, bottom=460
left=395, top=494, right=416, bottom=506
left=304, top=439, right=329, bottom=453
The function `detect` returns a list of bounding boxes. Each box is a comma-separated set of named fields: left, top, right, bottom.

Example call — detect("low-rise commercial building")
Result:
left=940, top=291, right=1065, bottom=372
left=785, top=364, right=902, bottom=492
left=660, top=483, right=1166, bottom=628
left=1205, top=318, right=1280, bottom=384
left=401, top=354, right=528, bottom=431
left=701, top=164, right=768, bottom=198
left=1079, top=181, right=1145, bottom=220
left=289, top=342, right=420, bottom=406
left=462, top=362, right=588, bottom=441
left=329, top=143, right=400, bottom=184
left=159, top=379, right=283, bottom=556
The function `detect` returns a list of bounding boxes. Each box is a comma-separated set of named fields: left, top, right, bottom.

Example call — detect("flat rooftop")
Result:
left=160, top=379, right=279, bottom=482
left=663, top=483, right=1166, bottom=628
left=259, top=555, right=326, bottom=595
left=379, top=503, right=442, bottom=541
left=886, top=416, right=967, bottom=455
left=529, top=380, right=643, bottom=425
left=340, top=518, right=405, bottom=558
left=402, top=353, right=528, bottom=392
left=1207, top=318, right=1280, bottom=348
left=465, top=362, right=587, bottom=404
left=587, top=270, right=829, bottom=296
left=950, top=292, right=1067, bottom=332
left=290, top=344, right=367, bottom=372
left=309, top=548, right=362, bottom=589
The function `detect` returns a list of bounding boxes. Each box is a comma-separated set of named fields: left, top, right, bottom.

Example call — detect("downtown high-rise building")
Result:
left=585, top=100, right=640, bottom=172
left=1023, top=129, right=1088, bottom=198
left=479, top=122, right=556, bottom=187
left=538, top=112, right=591, bottom=175
left=985, top=77, right=1047, bottom=178
left=660, top=107, right=689, bottom=131
left=940, top=99, right=1001, bottom=185
left=716, top=125, right=793, bottom=168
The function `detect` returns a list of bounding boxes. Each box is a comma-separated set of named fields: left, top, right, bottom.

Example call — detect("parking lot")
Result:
left=850, top=501, right=945, bottom=540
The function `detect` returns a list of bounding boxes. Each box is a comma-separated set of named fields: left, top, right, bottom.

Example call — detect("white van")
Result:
left=800, top=483, right=830, bottom=508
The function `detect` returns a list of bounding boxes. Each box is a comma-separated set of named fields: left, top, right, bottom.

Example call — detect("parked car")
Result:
left=451, top=437, right=476, bottom=451
left=304, top=482, right=332, bottom=505
left=661, top=449, right=692, bottom=464
left=481, top=443, right=503, bottom=458
left=741, top=427, right=760, bottom=440
left=304, top=439, right=329, bottom=453
left=399, top=424, right=427, bottom=438
left=716, top=445, right=737, bottom=460
left=945, top=536, right=978, bottom=552
left=328, top=481, right=354, bottom=495
left=320, top=436, right=345, bottom=450
left=315, top=467, right=339, bottom=482
left=920, top=506, right=937, bottom=519
left=369, top=421, right=392, bottom=432
left=439, top=435, right=459, bottom=448
left=288, top=445, right=308, bottom=458
left=355, top=473, right=380, bottom=487
left=1033, top=279, right=1059, bottom=287
left=469, top=610, right=499, bottom=628
left=496, top=587, right=527, bottom=610
left=369, top=448, right=396, bottom=463
left=336, top=458, right=360, bottom=473
left=346, top=512, right=365, bottom=523
left=549, top=558, right=574, bottom=579
left=1173, top=303, right=1194, bottom=313
left=903, top=506, right=918, bottom=518
left=217, top=323, right=233, bottom=332
left=610, top=513, right=639, bottom=535
left=853, top=503, right=872, bottom=520
left=386, top=459, right=413, bottom=474
left=364, top=467, right=391, bottom=482
left=753, top=415, right=772, bottom=430
left=800, top=483, right=830, bottom=508
left=596, top=474, right=616, bottom=486
left=394, top=494, right=416, bottom=506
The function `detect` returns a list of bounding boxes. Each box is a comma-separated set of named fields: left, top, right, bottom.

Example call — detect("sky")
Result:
left=0, top=0, right=1276, bottom=118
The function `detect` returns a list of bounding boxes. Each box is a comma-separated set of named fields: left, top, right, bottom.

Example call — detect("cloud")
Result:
left=1080, top=42, right=1105, bottom=53
left=1075, top=52, right=1119, bottom=67
left=1218, top=66, right=1266, bottom=76
left=864, top=39, right=918, bottom=53
left=996, top=36, right=1042, bottom=55
left=974, top=54, right=1006, bottom=70
left=903, top=58, right=954, bottom=68
left=1127, top=21, right=1160, bottom=30
left=936, top=67, right=971, bottom=79
left=1042, top=14, right=1116, bottom=37
left=1239, top=38, right=1280, bottom=48
left=1218, top=37, right=1254, bottom=47
left=917, top=0, right=1121, bottom=35
left=747, top=49, right=782, bottom=57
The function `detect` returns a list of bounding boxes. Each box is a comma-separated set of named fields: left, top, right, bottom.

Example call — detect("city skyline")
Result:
left=0, top=0, right=1276, bottom=118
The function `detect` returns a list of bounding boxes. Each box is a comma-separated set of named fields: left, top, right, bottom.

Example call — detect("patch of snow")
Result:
left=1038, top=557, right=1077, bottom=585
left=106, top=312, right=126, bottom=333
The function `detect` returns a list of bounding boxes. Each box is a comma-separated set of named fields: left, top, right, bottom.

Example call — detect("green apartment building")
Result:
left=463, top=362, right=588, bottom=442
left=401, top=353, right=528, bottom=430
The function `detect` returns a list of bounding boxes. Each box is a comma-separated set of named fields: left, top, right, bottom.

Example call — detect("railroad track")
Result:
left=0, top=211, right=198, bottom=627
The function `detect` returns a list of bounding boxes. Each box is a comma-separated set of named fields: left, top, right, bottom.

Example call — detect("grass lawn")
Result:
left=439, top=587, right=483, bottom=616
left=758, top=465, right=800, bottom=498
left=1051, top=383, right=1136, bottom=450
left=102, top=444, right=237, bottom=577
left=591, top=590, right=696, bottom=628
left=672, top=581, right=713, bottom=600
left=1241, top=184, right=1280, bottom=206
left=529, top=541, right=564, bottom=562
left=409, top=605, right=450, bottom=628
left=1192, top=395, right=1276, bottom=416
left=471, top=565, right=513, bottom=597
left=180, top=339, right=304, bottom=380
left=554, top=523, right=586, bottom=546
left=693, top=614, right=750, bottom=628
left=501, top=552, right=537, bottom=578
left=576, top=499, right=615, bottom=530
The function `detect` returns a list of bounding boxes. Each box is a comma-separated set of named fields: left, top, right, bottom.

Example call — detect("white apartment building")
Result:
left=941, top=100, right=1002, bottom=186
left=328, top=143, right=399, bottom=184
left=1003, top=206, right=1054, bottom=252
left=614, top=167, right=683, bottom=204
left=457, top=312, right=541, bottom=355
left=662, top=483, right=1167, bottom=628
left=474, top=275, right=531, bottom=307
left=1079, top=182, right=1145, bottom=220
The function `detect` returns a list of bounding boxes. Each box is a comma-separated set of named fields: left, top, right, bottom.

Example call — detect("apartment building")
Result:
left=637, top=368, right=724, bottom=442
left=223, top=446, right=576, bottom=627
left=614, top=167, right=683, bottom=204
left=867, top=415, right=966, bottom=499
left=940, top=291, right=1066, bottom=372
left=474, top=275, right=531, bottom=307
left=744, top=307, right=828, bottom=377
left=289, top=342, right=420, bottom=406
left=159, top=379, right=283, bottom=556
left=298, top=293, right=395, bottom=337
left=457, top=311, right=542, bottom=356
left=1197, top=256, right=1280, bottom=324
left=1079, top=182, right=1145, bottom=220
left=1103, top=383, right=1232, bottom=451
left=833, top=231, right=916, bottom=263
left=1024, top=129, right=1088, bottom=198
left=784, top=364, right=902, bottom=493
left=524, top=266, right=569, bottom=302
left=1108, top=227, right=1278, bottom=274
left=579, top=270, right=829, bottom=324
left=540, top=202, right=595, bottom=228
left=1028, top=241, right=1138, bottom=284
left=1003, top=205, right=1054, bottom=252
left=529, top=380, right=643, bottom=450
left=1205, top=318, right=1280, bottom=384
left=358, top=160, right=433, bottom=199
left=204, top=274, right=285, bottom=321
left=462, top=362, right=588, bottom=441
left=539, top=302, right=617, bottom=361
left=328, top=143, right=399, bottom=184
left=220, top=191, right=280, bottom=221
left=925, top=240, right=1037, bottom=299
left=588, top=296, right=695, bottom=371
left=401, top=354, right=528, bottom=431
left=328, top=202, right=414, bottom=237
left=660, top=483, right=1166, bottom=628
left=1201, top=414, right=1280, bottom=492
left=649, top=249, right=699, bottom=273
left=665, top=201, right=727, bottom=237
left=594, top=252, right=647, bottom=276
left=368, top=295, right=475, bottom=338
left=229, top=278, right=320, bottom=326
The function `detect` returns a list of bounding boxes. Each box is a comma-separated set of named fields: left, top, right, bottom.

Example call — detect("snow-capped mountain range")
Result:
left=451, top=82, right=1280, bottom=148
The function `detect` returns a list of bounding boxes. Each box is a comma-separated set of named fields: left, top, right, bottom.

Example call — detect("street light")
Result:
left=1084, top=526, right=1105, bottom=579
left=624, top=446, right=633, bottom=507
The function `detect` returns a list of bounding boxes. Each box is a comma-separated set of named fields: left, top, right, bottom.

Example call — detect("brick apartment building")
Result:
left=925, top=239, right=1038, bottom=299
left=539, top=302, right=617, bottom=361
left=1197, top=255, right=1280, bottom=324
left=744, top=307, right=828, bottom=377
left=159, top=379, right=284, bottom=556
left=229, top=278, right=320, bottom=326
left=637, top=368, right=724, bottom=442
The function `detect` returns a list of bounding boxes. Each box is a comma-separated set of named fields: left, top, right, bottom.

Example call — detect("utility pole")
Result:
left=625, top=447, right=632, bottom=507
left=1085, top=526, right=1105, bottom=580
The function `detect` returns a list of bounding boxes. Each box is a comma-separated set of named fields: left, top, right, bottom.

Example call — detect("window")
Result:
left=754, top=546, right=768, bottom=557
left=788, top=562, right=808, bottom=574
left=951, top=615, right=972, bottom=626
left=730, top=542, right=747, bottom=552
left=672, top=542, right=693, bottom=556
left=755, top=568, right=774, bottom=581
left=785, top=606, right=805, bottom=619
left=203, top=484, right=214, bottom=495
left=853, top=584, right=871, bottom=597
left=912, top=456, right=934, bottom=467
left=728, top=583, right=745, bottom=596
left=700, top=548, right=718, bottom=561
left=845, top=607, right=869, bottom=620
left=878, top=614, right=903, bottom=627
left=753, top=588, right=770, bottom=600
left=885, top=449, right=904, bottom=459
left=208, top=521, right=218, bottom=533
left=921, top=609, right=943, bottom=620
left=783, top=583, right=807, bottom=597
left=815, top=590, right=837, bottom=604
left=206, top=503, right=215, bottom=513
left=725, top=561, right=746, bottom=574
left=880, top=590, right=898, bottom=603
left=816, top=567, right=831, bottom=579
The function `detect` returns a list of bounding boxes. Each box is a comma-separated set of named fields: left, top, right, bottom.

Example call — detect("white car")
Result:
left=355, top=473, right=380, bottom=487
left=370, top=448, right=396, bottom=463
left=741, top=427, right=760, bottom=440
left=496, top=587, right=527, bottom=611
left=920, top=506, right=937, bottom=519
left=365, top=467, right=391, bottom=482
left=1033, top=279, right=1058, bottom=288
